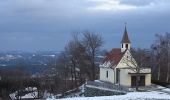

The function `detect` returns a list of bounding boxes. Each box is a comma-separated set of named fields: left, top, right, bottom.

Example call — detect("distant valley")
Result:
left=0, top=51, right=61, bottom=74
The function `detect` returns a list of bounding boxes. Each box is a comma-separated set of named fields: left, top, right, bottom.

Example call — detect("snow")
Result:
left=21, top=91, right=38, bottom=99
left=9, top=92, right=16, bottom=100
left=96, top=55, right=104, bottom=58
left=43, top=55, right=55, bottom=57
left=94, top=80, right=104, bottom=83
left=25, top=87, right=37, bottom=91
left=47, top=91, right=170, bottom=100
left=86, top=84, right=123, bottom=93
left=99, top=61, right=112, bottom=68
left=10, top=87, right=38, bottom=100
left=163, top=88, right=170, bottom=92
left=79, top=84, right=85, bottom=93
left=10, top=91, right=38, bottom=100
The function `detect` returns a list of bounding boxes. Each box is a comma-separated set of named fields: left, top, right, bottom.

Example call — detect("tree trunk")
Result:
left=167, top=63, right=170, bottom=82
left=136, top=67, right=140, bottom=91
left=73, top=64, right=77, bottom=87
left=167, top=45, right=170, bottom=82
left=64, top=71, right=67, bottom=91
left=72, top=58, right=77, bottom=87
left=158, top=58, right=161, bottom=81
left=92, top=50, right=95, bottom=80
left=71, top=66, right=74, bottom=86
left=136, top=76, right=139, bottom=91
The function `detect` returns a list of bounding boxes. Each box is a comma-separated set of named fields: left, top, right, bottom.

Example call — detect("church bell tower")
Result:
left=121, top=24, right=131, bottom=52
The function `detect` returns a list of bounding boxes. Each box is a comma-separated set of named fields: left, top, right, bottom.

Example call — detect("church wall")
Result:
left=99, top=67, right=115, bottom=83
left=116, top=50, right=136, bottom=69
left=145, top=74, right=151, bottom=86
left=119, top=69, right=151, bottom=87
left=119, top=69, right=131, bottom=86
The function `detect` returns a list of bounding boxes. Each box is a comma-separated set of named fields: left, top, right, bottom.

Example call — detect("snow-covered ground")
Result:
left=47, top=86, right=170, bottom=100
left=12, top=84, right=170, bottom=100
left=47, top=91, right=170, bottom=100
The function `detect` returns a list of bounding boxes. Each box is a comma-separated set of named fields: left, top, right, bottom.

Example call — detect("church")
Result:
left=99, top=25, right=151, bottom=87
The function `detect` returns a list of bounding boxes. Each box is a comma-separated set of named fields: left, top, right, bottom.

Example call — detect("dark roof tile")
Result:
left=103, top=48, right=123, bottom=68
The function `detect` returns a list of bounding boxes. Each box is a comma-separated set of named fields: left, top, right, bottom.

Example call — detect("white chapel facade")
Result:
left=99, top=25, right=151, bottom=87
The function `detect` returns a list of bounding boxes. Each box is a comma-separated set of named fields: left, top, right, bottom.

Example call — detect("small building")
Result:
left=99, top=25, right=151, bottom=87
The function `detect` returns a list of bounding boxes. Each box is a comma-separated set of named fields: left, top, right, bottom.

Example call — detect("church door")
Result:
left=131, top=76, right=145, bottom=87
left=139, top=76, right=145, bottom=86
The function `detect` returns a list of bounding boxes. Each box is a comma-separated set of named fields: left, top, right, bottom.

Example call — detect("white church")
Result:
left=99, top=25, right=151, bottom=87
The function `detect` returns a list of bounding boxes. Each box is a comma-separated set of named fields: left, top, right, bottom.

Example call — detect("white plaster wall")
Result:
left=99, top=68, right=115, bottom=83
left=119, top=69, right=131, bottom=86
left=145, top=74, right=151, bottom=86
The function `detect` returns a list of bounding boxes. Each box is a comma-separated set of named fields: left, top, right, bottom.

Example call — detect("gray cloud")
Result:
left=0, top=0, right=170, bottom=51
left=119, top=0, right=156, bottom=6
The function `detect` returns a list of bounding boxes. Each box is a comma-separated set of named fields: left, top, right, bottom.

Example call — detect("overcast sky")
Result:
left=0, top=0, right=170, bottom=52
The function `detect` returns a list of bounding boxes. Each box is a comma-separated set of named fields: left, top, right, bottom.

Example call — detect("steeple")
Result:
left=121, top=23, right=131, bottom=52
left=121, top=23, right=131, bottom=43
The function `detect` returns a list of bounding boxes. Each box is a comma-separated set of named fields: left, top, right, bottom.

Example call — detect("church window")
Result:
left=106, top=71, right=108, bottom=78
left=122, top=44, right=123, bottom=48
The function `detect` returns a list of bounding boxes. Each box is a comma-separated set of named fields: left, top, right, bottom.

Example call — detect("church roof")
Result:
left=121, top=25, right=131, bottom=43
left=103, top=48, right=123, bottom=68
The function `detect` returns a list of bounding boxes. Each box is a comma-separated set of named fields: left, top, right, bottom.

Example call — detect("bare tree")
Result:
left=55, top=52, right=70, bottom=91
left=53, top=32, right=103, bottom=93
left=151, top=33, right=170, bottom=83
left=65, top=34, right=83, bottom=87
left=165, top=33, right=170, bottom=82
left=82, top=32, right=103, bottom=80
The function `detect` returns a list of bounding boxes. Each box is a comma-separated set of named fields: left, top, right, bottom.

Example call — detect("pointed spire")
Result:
left=121, top=23, right=131, bottom=43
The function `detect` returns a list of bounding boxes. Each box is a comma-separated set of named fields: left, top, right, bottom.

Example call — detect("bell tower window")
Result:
left=126, top=44, right=129, bottom=48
